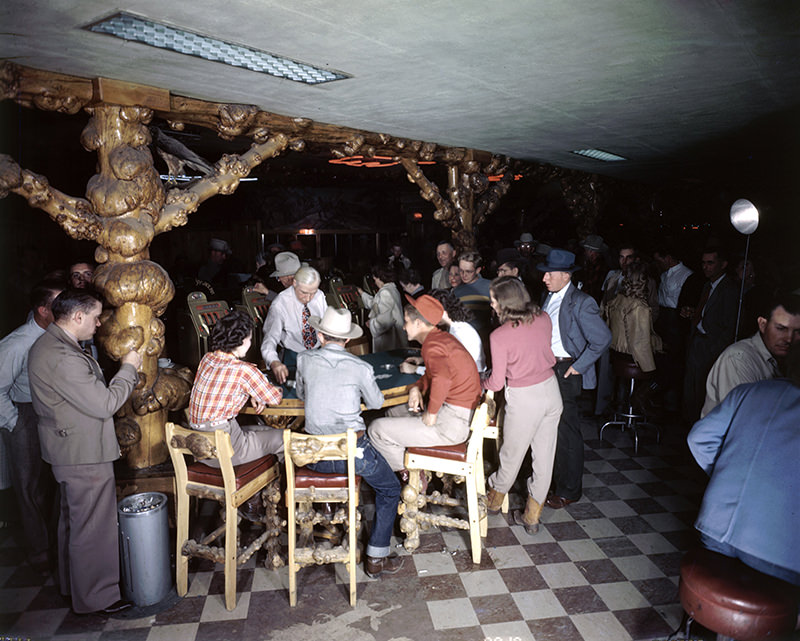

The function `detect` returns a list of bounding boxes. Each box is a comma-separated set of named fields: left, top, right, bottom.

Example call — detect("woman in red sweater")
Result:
left=483, top=277, right=564, bottom=534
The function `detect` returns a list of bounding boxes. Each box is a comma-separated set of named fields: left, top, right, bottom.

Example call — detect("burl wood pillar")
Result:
left=1, top=99, right=289, bottom=468
left=82, top=104, right=182, bottom=468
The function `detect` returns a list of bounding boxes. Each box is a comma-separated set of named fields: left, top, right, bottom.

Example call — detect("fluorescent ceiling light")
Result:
left=571, top=148, right=628, bottom=162
left=86, top=12, right=349, bottom=85
left=159, top=175, right=258, bottom=182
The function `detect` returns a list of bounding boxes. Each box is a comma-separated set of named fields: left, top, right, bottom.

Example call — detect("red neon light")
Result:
left=329, top=155, right=436, bottom=168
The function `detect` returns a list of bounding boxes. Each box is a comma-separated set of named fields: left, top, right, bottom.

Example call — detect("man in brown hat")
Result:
left=369, top=295, right=482, bottom=473
left=295, top=308, right=403, bottom=578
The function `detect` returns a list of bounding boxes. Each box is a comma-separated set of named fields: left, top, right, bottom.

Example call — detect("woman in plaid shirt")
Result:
left=188, top=311, right=285, bottom=465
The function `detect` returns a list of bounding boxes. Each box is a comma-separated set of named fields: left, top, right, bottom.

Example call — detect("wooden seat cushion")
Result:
left=679, top=548, right=797, bottom=641
left=294, top=466, right=362, bottom=490
left=187, top=454, right=278, bottom=489
left=406, top=441, right=468, bottom=462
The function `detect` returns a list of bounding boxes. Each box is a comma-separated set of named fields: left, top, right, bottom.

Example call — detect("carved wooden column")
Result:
left=80, top=104, right=179, bottom=467
left=1, top=70, right=291, bottom=468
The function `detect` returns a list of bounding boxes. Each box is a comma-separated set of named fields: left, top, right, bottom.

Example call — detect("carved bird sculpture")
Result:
left=149, top=126, right=214, bottom=179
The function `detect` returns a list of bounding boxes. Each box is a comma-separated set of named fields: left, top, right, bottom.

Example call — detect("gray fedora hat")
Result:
left=209, top=238, right=232, bottom=254
left=581, top=234, right=608, bottom=253
left=536, top=248, right=580, bottom=272
left=310, top=307, right=363, bottom=340
left=514, top=232, right=536, bottom=248
left=270, top=252, right=302, bottom=278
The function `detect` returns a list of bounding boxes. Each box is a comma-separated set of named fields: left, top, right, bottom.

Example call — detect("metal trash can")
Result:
left=118, top=492, right=172, bottom=607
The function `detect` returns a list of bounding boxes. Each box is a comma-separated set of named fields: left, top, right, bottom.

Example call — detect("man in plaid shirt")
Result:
left=189, top=311, right=284, bottom=466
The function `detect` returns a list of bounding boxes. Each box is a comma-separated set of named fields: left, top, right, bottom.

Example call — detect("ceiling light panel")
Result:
left=571, top=148, right=628, bottom=162
left=86, top=12, right=349, bottom=85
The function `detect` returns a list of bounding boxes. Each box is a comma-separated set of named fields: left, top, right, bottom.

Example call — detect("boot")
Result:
left=513, top=496, right=543, bottom=535
left=486, top=488, right=506, bottom=514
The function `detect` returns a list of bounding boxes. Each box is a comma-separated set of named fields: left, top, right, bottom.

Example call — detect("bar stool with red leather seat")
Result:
left=678, top=547, right=798, bottom=641
left=283, top=429, right=362, bottom=607
left=399, top=393, right=493, bottom=564
left=166, top=422, right=283, bottom=611
left=599, top=352, right=659, bottom=453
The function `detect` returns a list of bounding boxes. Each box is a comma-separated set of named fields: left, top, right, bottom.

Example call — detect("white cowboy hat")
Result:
left=310, top=307, right=363, bottom=340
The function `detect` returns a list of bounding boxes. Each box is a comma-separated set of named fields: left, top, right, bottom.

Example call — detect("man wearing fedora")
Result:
left=197, top=238, right=232, bottom=290
left=577, top=235, right=609, bottom=303
left=295, top=308, right=403, bottom=578
left=538, top=249, right=611, bottom=509
left=270, top=251, right=304, bottom=290
left=260, top=265, right=328, bottom=384
left=369, top=295, right=482, bottom=473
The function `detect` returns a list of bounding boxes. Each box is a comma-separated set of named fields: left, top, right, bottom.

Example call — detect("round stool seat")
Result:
left=679, top=548, right=797, bottom=641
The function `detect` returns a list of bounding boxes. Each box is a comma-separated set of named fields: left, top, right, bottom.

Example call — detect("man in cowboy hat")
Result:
left=270, top=251, right=304, bottom=290
left=295, top=308, right=403, bottom=578
left=538, top=249, right=611, bottom=509
left=369, top=295, right=482, bottom=473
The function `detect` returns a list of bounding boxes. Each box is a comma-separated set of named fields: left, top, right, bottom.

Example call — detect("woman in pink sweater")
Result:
left=483, top=277, right=564, bottom=534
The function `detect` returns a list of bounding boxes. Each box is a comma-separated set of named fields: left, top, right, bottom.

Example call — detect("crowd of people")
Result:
left=1, top=228, right=799, bottom=619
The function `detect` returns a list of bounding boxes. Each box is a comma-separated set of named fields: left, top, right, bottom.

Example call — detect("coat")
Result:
left=28, top=323, right=138, bottom=466
left=361, top=283, right=407, bottom=352
left=543, top=284, right=611, bottom=389
left=606, top=294, right=662, bottom=372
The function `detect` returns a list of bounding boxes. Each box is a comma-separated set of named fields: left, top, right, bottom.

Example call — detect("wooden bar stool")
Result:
left=399, top=393, right=493, bottom=564
left=284, top=429, right=361, bottom=607
left=166, top=422, right=283, bottom=611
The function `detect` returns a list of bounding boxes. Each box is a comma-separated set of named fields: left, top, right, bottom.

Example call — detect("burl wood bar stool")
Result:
left=399, top=393, right=493, bottom=564
left=166, top=422, right=283, bottom=611
left=678, top=547, right=798, bottom=641
left=283, top=429, right=361, bottom=607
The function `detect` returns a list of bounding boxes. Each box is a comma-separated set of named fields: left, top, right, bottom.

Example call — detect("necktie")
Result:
left=301, top=304, right=316, bottom=349
left=692, top=282, right=711, bottom=329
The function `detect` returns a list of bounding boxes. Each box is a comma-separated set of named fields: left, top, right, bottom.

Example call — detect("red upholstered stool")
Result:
left=400, top=397, right=493, bottom=564
left=166, top=423, right=282, bottom=611
left=283, top=430, right=362, bottom=606
left=679, top=548, right=798, bottom=641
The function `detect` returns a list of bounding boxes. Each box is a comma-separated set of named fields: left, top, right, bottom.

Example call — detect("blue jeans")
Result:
left=308, top=435, right=400, bottom=558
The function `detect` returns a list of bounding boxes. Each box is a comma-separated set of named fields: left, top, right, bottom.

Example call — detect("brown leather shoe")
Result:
left=545, top=495, right=577, bottom=509
left=365, top=554, right=404, bottom=578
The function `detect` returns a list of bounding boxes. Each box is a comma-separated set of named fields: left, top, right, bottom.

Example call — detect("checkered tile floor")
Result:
left=0, top=414, right=768, bottom=641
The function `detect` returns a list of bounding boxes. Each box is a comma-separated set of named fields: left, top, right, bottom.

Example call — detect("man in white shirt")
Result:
left=0, top=280, right=62, bottom=573
left=260, top=265, right=328, bottom=384
left=652, top=243, right=698, bottom=412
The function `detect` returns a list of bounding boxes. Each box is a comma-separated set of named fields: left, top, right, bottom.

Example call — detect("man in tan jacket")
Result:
left=28, top=289, right=141, bottom=615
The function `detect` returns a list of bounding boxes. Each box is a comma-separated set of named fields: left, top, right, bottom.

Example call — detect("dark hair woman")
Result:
left=482, top=276, right=563, bottom=534
left=188, top=311, right=285, bottom=466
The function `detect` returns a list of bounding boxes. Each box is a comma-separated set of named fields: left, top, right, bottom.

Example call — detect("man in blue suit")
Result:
left=538, top=249, right=611, bottom=508
left=687, top=342, right=800, bottom=585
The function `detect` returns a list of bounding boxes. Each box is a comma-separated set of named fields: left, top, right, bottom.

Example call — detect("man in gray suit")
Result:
left=28, top=289, right=141, bottom=615
left=538, top=249, right=611, bottom=508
